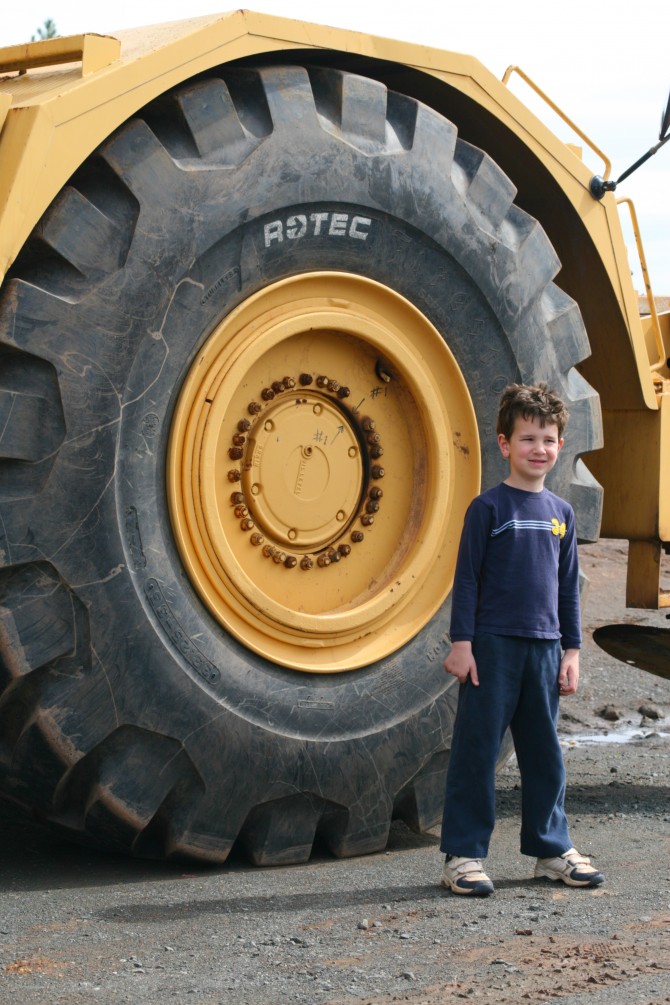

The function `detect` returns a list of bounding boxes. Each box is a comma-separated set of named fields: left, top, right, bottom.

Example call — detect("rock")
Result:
left=638, top=703, right=662, bottom=720
left=357, top=920, right=369, bottom=930
left=598, top=705, right=621, bottom=721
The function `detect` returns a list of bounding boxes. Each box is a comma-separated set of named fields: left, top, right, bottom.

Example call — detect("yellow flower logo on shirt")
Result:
left=551, top=518, right=566, bottom=538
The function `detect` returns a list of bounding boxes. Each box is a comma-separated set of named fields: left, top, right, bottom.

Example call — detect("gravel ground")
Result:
left=1, top=540, right=669, bottom=1005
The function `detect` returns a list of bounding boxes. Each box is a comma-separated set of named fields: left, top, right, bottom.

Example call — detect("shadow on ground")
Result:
left=1, top=779, right=667, bottom=894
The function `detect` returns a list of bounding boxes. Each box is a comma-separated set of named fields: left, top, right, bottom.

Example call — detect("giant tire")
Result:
left=0, top=66, right=602, bottom=864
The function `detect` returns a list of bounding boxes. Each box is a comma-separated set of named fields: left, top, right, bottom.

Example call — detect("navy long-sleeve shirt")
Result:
left=449, top=482, right=581, bottom=649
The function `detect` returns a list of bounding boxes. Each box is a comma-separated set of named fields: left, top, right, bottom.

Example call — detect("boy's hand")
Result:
left=444, top=641, right=479, bottom=686
left=558, top=648, right=580, bottom=695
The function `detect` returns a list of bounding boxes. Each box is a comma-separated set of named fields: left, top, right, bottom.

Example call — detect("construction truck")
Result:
left=0, top=11, right=668, bottom=866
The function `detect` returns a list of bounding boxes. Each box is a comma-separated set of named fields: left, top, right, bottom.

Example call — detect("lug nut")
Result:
left=316, top=375, right=328, bottom=388
left=327, top=548, right=341, bottom=562
left=230, top=491, right=245, bottom=505
left=233, top=505, right=248, bottom=518
left=271, top=380, right=285, bottom=394
left=237, top=418, right=251, bottom=433
left=283, top=376, right=296, bottom=389
left=338, top=543, right=351, bottom=557
left=232, top=433, right=246, bottom=446
left=240, top=518, right=254, bottom=531
left=327, top=379, right=340, bottom=393
left=273, top=551, right=286, bottom=564
left=370, top=445, right=384, bottom=459
left=263, top=545, right=275, bottom=558
left=228, top=446, right=244, bottom=460
left=351, top=531, right=364, bottom=543
left=299, top=373, right=313, bottom=386
left=284, top=555, right=297, bottom=568
left=261, top=387, right=275, bottom=401
left=367, top=432, right=381, bottom=445
left=300, top=556, right=314, bottom=570
left=370, top=487, right=383, bottom=500
left=361, top=514, right=375, bottom=526
left=317, top=553, right=331, bottom=567
left=337, top=385, right=350, bottom=399
left=250, top=533, right=264, bottom=546
left=366, top=500, right=379, bottom=513
left=362, top=417, right=375, bottom=432
left=372, top=465, right=385, bottom=479
left=248, top=402, right=261, bottom=415
left=228, top=469, right=241, bottom=482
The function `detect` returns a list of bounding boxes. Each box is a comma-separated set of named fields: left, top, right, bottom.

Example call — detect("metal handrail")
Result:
left=617, top=197, right=667, bottom=373
left=502, top=65, right=612, bottom=180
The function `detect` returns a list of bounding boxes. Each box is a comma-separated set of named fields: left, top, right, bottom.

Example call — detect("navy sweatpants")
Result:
left=440, top=633, right=572, bottom=860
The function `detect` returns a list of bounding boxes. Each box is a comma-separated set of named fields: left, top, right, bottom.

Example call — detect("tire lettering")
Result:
left=146, top=579, right=220, bottom=684
left=287, top=214, right=307, bottom=239
left=329, top=213, right=348, bottom=236
left=467, top=319, right=486, bottom=339
left=310, top=211, right=329, bottom=234
left=427, top=633, right=452, bottom=662
left=264, top=220, right=284, bottom=246
left=264, top=213, right=372, bottom=247
left=350, top=216, right=371, bottom=239
left=201, top=267, right=240, bottom=305
left=372, top=662, right=405, bottom=695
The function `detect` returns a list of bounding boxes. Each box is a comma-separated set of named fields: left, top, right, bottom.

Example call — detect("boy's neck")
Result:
left=503, top=473, right=546, bottom=493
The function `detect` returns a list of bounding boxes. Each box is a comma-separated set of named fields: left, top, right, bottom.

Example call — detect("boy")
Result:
left=440, top=382, right=603, bottom=896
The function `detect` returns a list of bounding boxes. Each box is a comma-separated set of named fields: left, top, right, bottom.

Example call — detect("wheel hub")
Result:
left=167, top=272, right=480, bottom=671
left=242, top=393, right=362, bottom=550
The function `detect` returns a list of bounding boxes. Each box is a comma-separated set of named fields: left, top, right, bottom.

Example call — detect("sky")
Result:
left=2, top=0, right=669, bottom=294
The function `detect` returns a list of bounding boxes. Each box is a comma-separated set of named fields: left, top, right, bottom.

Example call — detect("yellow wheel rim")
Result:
left=167, top=273, right=480, bottom=671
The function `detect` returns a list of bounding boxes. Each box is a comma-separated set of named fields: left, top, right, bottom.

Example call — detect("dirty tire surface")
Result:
left=1, top=66, right=601, bottom=865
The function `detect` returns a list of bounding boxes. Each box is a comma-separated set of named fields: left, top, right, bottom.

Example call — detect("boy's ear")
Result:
left=498, top=433, right=510, bottom=458
left=557, top=437, right=564, bottom=452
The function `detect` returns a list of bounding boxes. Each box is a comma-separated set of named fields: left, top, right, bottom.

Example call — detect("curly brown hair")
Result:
left=496, top=383, right=569, bottom=440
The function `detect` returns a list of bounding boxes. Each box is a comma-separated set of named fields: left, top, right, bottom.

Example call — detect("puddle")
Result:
left=561, top=726, right=670, bottom=747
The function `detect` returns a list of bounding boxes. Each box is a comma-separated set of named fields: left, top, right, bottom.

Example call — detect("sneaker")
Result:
left=441, top=855, right=494, bottom=896
left=534, top=848, right=604, bottom=888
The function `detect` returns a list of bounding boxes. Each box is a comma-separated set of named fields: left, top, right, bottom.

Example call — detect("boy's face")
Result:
left=498, top=415, right=563, bottom=491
